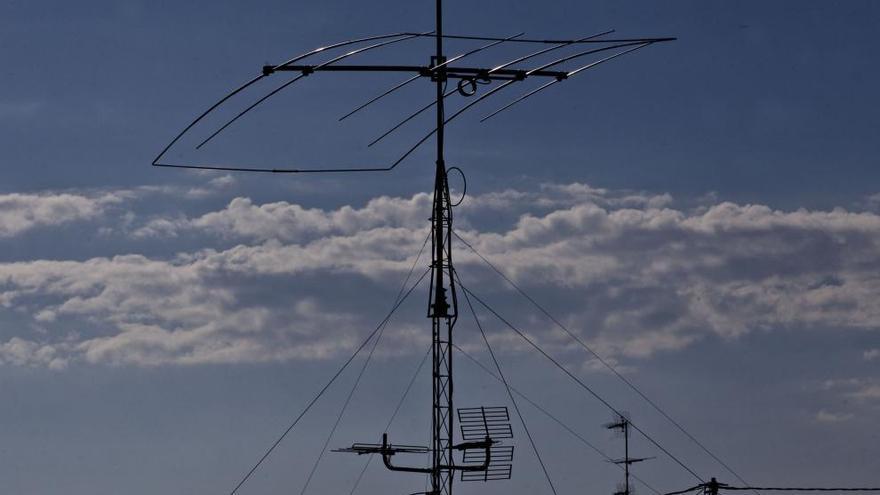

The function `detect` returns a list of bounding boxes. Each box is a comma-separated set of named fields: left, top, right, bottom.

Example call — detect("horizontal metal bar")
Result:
left=459, top=406, right=509, bottom=412
left=464, top=446, right=514, bottom=463
left=402, top=32, right=676, bottom=44
left=152, top=162, right=396, bottom=174
left=263, top=64, right=568, bottom=80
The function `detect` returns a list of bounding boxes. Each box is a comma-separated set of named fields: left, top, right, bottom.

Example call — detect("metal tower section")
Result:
left=428, top=1, right=457, bottom=493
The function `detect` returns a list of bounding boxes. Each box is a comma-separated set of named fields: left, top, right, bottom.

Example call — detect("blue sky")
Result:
left=1, top=1, right=879, bottom=495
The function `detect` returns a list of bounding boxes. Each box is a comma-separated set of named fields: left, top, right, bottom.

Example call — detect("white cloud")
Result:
left=134, top=193, right=433, bottom=241
left=0, top=192, right=123, bottom=237
left=3, top=182, right=880, bottom=368
left=864, top=349, right=880, bottom=361
left=0, top=337, right=68, bottom=370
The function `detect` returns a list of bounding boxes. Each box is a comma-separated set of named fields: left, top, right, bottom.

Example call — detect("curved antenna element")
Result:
left=151, top=31, right=422, bottom=168
left=195, top=31, right=431, bottom=150
left=489, top=29, right=615, bottom=73
left=480, top=42, right=651, bottom=122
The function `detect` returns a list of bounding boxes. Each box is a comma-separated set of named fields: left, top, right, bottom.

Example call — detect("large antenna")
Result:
left=153, top=2, right=674, bottom=495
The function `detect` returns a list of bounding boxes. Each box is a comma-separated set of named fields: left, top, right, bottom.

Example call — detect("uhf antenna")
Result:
left=153, top=1, right=674, bottom=494
left=606, top=414, right=655, bottom=495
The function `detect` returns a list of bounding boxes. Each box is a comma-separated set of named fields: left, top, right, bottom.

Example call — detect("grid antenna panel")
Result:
left=458, top=406, right=513, bottom=441
left=461, top=447, right=514, bottom=483
left=461, top=444, right=514, bottom=482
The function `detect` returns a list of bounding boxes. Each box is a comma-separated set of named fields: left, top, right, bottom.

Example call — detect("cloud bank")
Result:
left=1, top=183, right=879, bottom=368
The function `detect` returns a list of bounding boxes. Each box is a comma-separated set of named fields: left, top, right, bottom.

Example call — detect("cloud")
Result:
left=0, top=337, right=68, bottom=370
left=815, top=409, right=854, bottom=423
left=820, top=378, right=880, bottom=406
left=132, top=193, right=432, bottom=241
left=0, top=192, right=123, bottom=237
left=849, top=385, right=880, bottom=402
left=2, top=182, right=880, bottom=368
left=864, top=349, right=880, bottom=361
left=0, top=176, right=239, bottom=240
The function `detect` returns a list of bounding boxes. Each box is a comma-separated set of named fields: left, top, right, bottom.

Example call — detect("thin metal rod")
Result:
left=489, top=29, right=615, bottom=73
left=152, top=162, right=396, bottom=174
left=196, top=32, right=431, bottom=149
left=341, top=74, right=422, bottom=121
left=481, top=43, right=651, bottom=122
left=268, top=64, right=568, bottom=78
left=402, top=32, right=675, bottom=44
left=368, top=87, right=455, bottom=147
left=151, top=31, right=418, bottom=167
left=387, top=41, right=661, bottom=169
left=368, top=29, right=613, bottom=148
left=339, top=32, right=524, bottom=122
left=522, top=39, right=657, bottom=78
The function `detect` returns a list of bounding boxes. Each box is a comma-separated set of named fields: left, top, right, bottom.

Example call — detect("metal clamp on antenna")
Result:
left=430, top=55, right=447, bottom=82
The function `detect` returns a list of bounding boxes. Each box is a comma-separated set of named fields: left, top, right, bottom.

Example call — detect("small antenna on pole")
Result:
left=606, top=413, right=654, bottom=495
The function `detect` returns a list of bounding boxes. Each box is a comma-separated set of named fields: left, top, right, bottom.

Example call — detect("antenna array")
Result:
left=153, top=2, right=674, bottom=495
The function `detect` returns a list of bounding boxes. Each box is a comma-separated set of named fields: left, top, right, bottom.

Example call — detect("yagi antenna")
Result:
left=606, top=414, right=653, bottom=495
left=153, top=3, right=674, bottom=495
left=151, top=28, right=673, bottom=174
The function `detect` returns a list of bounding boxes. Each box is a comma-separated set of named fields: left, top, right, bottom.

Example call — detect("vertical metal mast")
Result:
left=624, top=419, right=630, bottom=495
left=608, top=415, right=652, bottom=495
left=429, top=0, right=457, bottom=494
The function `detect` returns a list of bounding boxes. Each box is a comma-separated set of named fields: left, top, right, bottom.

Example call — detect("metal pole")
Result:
left=625, top=420, right=630, bottom=495
left=430, top=1, right=456, bottom=495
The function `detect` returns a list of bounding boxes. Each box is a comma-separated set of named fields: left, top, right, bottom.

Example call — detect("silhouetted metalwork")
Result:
left=151, top=21, right=672, bottom=174
left=458, top=407, right=513, bottom=441
left=606, top=414, right=654, bottom=495
left=153, top=1, right=675, bottom=495
left=664, top=479, right=880, bottom=495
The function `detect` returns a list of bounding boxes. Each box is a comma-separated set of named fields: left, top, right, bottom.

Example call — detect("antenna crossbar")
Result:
left=264, top=64, right=569, bottom=80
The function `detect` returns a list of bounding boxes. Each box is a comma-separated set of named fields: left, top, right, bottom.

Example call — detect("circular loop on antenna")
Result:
left=447, top=166, right=466, bottom=207
left=457, top=78, right=478, bottom=97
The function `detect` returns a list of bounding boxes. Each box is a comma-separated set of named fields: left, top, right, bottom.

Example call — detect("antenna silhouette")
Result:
left=607, top=414, right=654, bottom=495
left=153, top=2, right=674, bottom=495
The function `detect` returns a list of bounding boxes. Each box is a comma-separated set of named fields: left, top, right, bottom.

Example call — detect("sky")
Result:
left=1, top=1, right=879, bottom=494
